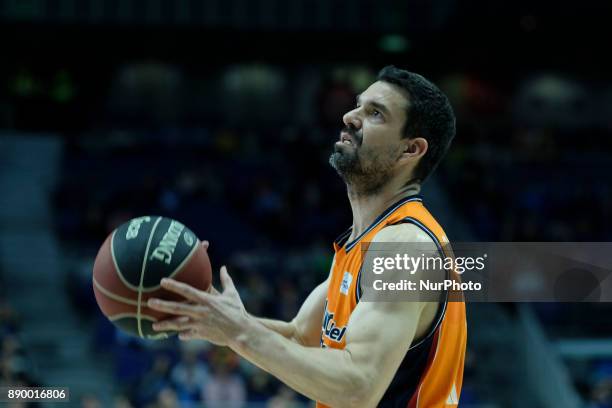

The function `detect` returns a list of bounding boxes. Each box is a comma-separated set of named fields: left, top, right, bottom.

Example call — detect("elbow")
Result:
left=319, top=352, right=379, bottom=408
left=343, top=371, right=378, bottom=408
left=319, top=371, right=375, bottom=408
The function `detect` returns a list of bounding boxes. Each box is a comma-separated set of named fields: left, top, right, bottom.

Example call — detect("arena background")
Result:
left=1, top=0, right=612, bottom=406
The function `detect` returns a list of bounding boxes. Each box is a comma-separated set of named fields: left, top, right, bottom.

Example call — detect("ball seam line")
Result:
left=110, top=229, right=141, bottom=292
left=93, top=276, right=140, bottom=306
left=109, top=313, right=156, bottom=322
left=109, top=313, right=170, bottom=340
left=137, top=216, right=163, bottom=339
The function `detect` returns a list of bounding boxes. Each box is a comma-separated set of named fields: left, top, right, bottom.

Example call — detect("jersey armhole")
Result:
left=355, top=216, right=449, bottom=347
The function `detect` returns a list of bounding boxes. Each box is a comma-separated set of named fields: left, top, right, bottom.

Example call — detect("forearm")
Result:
left=254, top=316, right=302, bottom=344
left=230, top=318, right=367, bottom=408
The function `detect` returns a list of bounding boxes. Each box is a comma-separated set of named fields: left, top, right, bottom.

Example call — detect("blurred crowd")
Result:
left=0, top=292, right=41, bottom=408
left=437, top=74, right=612, bottom=407
left=87, top=331, right=307, bottom=408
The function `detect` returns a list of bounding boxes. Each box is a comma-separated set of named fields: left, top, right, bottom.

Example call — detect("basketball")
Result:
left=92, top=216, right=212, bottom=339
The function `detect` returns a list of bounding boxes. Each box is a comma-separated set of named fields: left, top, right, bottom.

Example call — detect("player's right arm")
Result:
left=253, top=277, right=328, bottom=347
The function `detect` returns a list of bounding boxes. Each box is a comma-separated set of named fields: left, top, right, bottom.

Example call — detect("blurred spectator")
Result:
left=81, top=394, right=103, bottom=408
left=114, top=394, right=135, bottom=408
left=148, top=387, right=179, bottom=408
left=243, top=367, right=277, bottom=403
left=170, top=347, right=210, bottom=404
left=0, top=298, right=18, bottom=336
left=109, top=63, right=184, bottom=126
left=135, top=354, right=173, bottom=407
left=589, top=378, right=612, bottom=408
left=268, top=385, right=305, bottom=408
left=203, top=348, right=246, bottom=408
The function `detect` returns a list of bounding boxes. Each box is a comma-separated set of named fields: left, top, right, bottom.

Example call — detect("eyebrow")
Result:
left=356, top=94, right=391, bottom=116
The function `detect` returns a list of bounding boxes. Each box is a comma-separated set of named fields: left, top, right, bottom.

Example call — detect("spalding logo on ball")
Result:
left=92, top=216, right=212, bottom=339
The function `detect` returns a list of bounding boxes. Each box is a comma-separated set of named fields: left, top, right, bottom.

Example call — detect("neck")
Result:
left=346, top=180, right=421, bottom=241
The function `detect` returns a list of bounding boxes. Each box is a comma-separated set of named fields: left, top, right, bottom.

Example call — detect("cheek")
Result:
left=360, top=135, right=403, bottom=163
left=360, top=125, right=383, bottom=146
left=358, top=143, right=392, bottom=165
left=361, top=127, right=395, bottom=150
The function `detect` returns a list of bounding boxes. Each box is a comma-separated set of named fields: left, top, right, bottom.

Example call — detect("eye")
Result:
left=372, top=109, right=382, bottom=118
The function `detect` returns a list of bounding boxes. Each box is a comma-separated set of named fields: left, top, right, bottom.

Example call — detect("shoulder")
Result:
left=371, top=222, right=435, bottom=245
left=363, top=222, right=444, bottom=296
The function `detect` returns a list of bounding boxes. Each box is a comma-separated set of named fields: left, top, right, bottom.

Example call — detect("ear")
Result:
left=401, top=137, right=428, bottom=161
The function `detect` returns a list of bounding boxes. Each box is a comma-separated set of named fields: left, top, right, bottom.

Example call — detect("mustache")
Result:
left=341, top=126, right=363, bottom=144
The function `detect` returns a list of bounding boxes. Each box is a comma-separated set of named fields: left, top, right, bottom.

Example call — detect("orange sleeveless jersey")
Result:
left=317, top=194, right=467, bottom=408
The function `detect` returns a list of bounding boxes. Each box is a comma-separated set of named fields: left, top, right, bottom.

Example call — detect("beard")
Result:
left=329, top=138, right=401, bottom=196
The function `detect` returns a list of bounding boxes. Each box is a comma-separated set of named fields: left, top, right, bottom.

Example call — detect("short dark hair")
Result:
left=377, top=65, right=456, bottom=183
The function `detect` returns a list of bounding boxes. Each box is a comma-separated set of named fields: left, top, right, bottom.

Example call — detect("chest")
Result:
left=320, top=251, right=363, bottom=348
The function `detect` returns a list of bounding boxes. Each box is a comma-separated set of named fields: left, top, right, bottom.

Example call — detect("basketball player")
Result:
left=148, top=66, right=467, bottom=407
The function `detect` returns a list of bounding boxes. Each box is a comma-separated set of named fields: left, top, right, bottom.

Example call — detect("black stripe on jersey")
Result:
left=350, top=196, right=422, bottom=304
left=353, top=213, right=446, bottom=307
left=334, top=227, right=352, bottom=248
left=377, top=298, right=446, bottom=408
left=344, top=195, right=423, bottom=252
left=396, top=216, right=445, bottom=258
left=392, top=216, right=449, bottom=351
left=378, top=326, right=441, bottom=408
left=373, top=216, right=449, bottom=407
left=332, top=194, right=423, bottom=253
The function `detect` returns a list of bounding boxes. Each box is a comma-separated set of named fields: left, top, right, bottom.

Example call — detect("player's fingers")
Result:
left=178, top=329, right=196, bottom=341
left=206, top=284, right=220, bottom=295
left=147, top=298, right=205, bottom=317
left=201, top=240, right=210, bottom=250
left=219, top=266, right=236, bottom=293
left=160, top=278, right=210, bottom=304
left=152, top=316, right=192, bottom=331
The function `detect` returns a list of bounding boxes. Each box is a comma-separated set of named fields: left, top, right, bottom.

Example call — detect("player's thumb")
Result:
left=220, top=265, right=236, bottom=293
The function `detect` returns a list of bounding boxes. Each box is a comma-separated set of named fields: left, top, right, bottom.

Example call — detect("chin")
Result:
left=329, top=151, right=353, bottom=174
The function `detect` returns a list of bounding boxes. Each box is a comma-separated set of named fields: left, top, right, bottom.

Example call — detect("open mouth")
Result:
left=339, top=132, right=354, bottom=145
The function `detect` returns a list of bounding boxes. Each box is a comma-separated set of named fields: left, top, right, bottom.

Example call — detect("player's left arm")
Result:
left=148, top=224, right=432, bottom=408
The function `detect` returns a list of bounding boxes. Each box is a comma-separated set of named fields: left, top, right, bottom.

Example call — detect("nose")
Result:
left=342, top=107, right=362, bottom=130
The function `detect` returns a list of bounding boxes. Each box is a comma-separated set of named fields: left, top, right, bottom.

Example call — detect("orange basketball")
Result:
left=92, top=216, right=211, bottom=339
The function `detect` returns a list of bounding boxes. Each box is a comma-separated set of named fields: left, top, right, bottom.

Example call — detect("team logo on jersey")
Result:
left=340, top=271, right=353, bottom=295
left=320, top=300, right=347, bottom=345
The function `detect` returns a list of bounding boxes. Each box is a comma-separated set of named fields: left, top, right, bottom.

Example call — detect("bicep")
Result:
left=344, top=300, right=424, bottom=405
left=343, top=224, right=435, bottom=404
